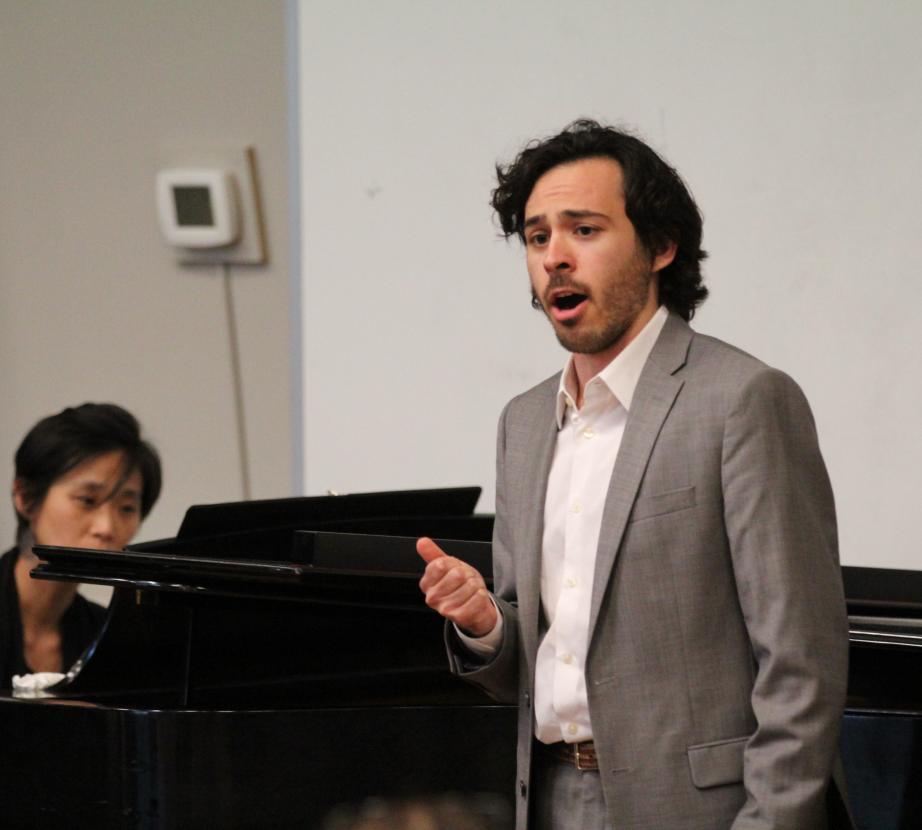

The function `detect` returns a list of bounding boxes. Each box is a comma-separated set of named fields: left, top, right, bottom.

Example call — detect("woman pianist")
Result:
left=1, top=403, right=161, bottom=686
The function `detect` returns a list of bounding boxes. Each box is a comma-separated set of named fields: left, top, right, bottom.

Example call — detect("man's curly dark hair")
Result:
left=491, top=119, right=708, bottom=321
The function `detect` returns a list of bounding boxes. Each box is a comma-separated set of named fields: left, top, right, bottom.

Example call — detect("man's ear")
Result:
left=652, top=241, right=677, bottom=274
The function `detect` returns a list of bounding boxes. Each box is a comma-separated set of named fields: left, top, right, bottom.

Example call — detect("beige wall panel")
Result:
left=0, top=1, right=293, bottom=568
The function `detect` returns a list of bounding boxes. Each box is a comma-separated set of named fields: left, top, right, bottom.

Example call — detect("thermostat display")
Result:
left=156, top=168, right=240, bottom=248
left=174, top=186, right=214, bottom=226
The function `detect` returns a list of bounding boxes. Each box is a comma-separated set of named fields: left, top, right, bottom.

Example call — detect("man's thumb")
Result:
left=416, top=536, right=446, bottom=563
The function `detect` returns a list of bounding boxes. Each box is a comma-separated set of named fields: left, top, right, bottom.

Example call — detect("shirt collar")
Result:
left=555, top=305, right=670, bottom=428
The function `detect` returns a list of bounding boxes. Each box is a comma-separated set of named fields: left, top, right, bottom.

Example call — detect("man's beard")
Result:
left=533, top=253, right=654, bottom=355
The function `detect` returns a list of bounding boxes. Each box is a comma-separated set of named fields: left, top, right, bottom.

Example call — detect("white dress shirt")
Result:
left=459, top=306, right=670, bottom=744
left=534, top=306, right=669, bottom=743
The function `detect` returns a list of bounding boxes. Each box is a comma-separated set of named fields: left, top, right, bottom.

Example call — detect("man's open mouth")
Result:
left=552, top=292, right=588, bottom=311
left=547, top=290, right=589, bottom=324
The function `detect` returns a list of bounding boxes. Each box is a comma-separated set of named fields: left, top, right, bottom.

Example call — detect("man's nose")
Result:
left=543, top=234, right=573, bottom=274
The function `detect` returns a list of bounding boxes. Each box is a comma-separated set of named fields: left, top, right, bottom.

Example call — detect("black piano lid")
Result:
left=30, top=544, right=308, bottom=583
left=31, top=487, right=493, bottom=607
left=296, top=530, right=492, bottom=575
left=843, top=565, right=922, bottom=616
left=29, top=532, right=492, bottom=610
left=174, top=486, right=482, bottom=539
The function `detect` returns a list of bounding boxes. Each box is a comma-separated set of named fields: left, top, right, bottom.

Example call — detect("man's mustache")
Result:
left=531, top=274, right=590, bottom=311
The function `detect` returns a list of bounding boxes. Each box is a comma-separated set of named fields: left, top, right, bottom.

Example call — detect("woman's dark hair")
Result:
left=491, top=118, right=708, bottom=320
left=13, top=403, right=162, bottom=542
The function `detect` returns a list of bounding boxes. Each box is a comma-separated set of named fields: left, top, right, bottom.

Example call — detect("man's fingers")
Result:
left=416, top=536, right=447, bottom=564
left=452, top=588, right=497, bottom=637
left=441, top=588, right=497, bottom=638
left=429, top=572, right=482, bottom=614
left=415, top=539, right=495, bottom=634
left=419, top=554, right=468, bottom=594
left=429, top=579, right=485, bottom=617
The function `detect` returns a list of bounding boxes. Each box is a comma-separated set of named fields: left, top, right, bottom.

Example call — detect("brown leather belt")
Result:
left=539, top=739, right=598, bottom=771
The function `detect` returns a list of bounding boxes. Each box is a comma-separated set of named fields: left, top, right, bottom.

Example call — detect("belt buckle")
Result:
left=573, top=742, right=589, bottom=771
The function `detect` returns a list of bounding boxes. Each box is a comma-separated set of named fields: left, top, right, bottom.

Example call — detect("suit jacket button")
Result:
left=523, top=692, right=531, bottom=709
left=519, top=780, right=527, bottom=799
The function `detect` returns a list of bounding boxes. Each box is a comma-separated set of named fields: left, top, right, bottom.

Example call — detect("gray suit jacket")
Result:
left=452, top=314, right=849, bottom=830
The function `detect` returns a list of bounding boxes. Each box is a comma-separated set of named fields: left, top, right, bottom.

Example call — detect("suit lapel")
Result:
left=515, top=378, right=559, bottom=666
left=587, top=315, right=693, bottom=638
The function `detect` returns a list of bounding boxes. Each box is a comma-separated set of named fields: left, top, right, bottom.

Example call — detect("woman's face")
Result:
left=17, top=450, right=143, bottom=551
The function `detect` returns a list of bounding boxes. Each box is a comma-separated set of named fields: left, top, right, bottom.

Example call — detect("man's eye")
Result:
left=575, top=226, right=597, bottom=237
left=528, top=232, right=548, bottom=246
left=75, top=496, right=96, bottom=508
left=120, top=504, right=139, bottom=517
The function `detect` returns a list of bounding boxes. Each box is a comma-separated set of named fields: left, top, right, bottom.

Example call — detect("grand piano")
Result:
left=0, top=487, right=919, bottom=829
left=0, top=488, right=515, bottom=829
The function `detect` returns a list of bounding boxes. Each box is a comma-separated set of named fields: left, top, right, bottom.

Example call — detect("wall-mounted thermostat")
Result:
left=156, top=168, right=240, bottom=248
left=155, top=146, right=267, bottom=266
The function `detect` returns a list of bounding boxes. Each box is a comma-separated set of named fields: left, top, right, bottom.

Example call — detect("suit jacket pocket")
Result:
left=686, top=735, right=748, bottom=789
left=629, top=485, right=696, bottom=523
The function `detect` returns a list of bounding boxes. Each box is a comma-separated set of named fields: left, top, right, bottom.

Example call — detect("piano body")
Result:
left=840, top=567, right=922, bottom=829
left=0, top=487, right=919, bottom=829
left=0, top=488, right=516, bottom=829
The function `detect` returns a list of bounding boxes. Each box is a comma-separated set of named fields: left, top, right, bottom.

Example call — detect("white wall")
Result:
left=298, top=1, right=922, bottom=569
left=0, top=2, right=294, bottom=600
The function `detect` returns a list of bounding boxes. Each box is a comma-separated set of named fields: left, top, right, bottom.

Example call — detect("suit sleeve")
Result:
left=444, top=401, right=520, bottom=704
left=722, top=368, right=849, bottom=829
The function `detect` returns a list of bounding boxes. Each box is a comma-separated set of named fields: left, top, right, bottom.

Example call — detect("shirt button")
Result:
left=565, top=577, right=576, bottom=588
left=582, top=427, right=595, bottom=439
left=571, top=503, right=582, bottom=514
left=562, top=653, right=573, bottom=665
left=567, top=723, right=578, bottom=736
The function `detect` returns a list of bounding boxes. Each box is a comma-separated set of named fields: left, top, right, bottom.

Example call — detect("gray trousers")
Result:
left=531, top=748, right=612, bottom=830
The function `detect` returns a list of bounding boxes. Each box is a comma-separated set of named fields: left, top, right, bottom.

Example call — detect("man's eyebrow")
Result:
left=523, top=214, right=545, bottom=229
left=524, top=209, right=610, bottom=228
left=561, top=209, right=610, bottom=221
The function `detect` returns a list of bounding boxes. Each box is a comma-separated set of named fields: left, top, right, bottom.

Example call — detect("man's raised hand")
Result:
left=416, top=537, right=498, bottom=637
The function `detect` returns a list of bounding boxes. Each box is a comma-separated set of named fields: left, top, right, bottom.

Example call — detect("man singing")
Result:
left=417, top=120, right=850, bottom=830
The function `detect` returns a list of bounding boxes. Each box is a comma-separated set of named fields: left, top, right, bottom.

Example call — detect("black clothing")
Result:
left=0, top=547, right=106, bottom=687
